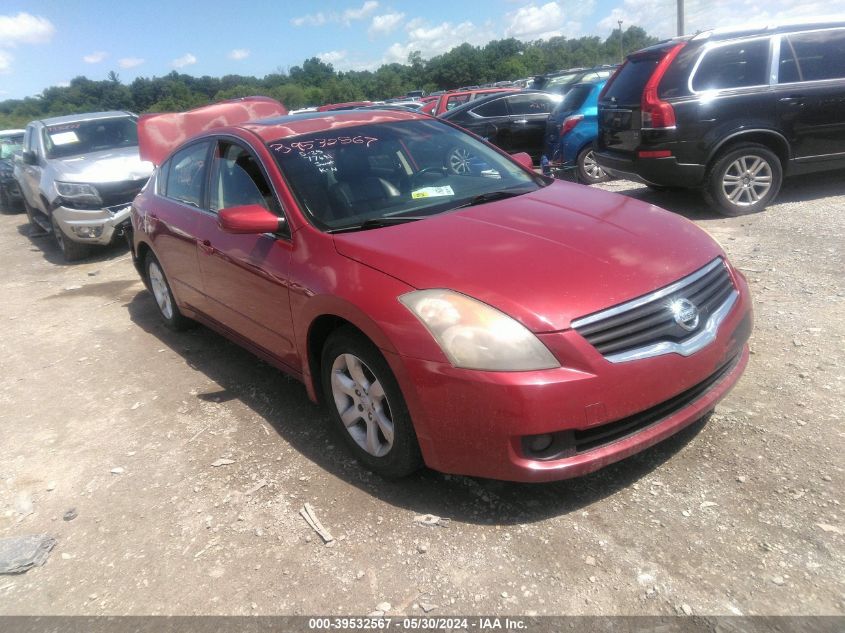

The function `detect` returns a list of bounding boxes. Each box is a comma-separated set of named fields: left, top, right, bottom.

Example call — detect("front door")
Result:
left=193, top=139, right=297, bottom=371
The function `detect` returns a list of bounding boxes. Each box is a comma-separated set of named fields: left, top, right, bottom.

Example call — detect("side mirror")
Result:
left=22, top=150, right=37, bottom=166
left=218, top=204, right=284, bottom=234
left=511, top=152, right=534, bottom=171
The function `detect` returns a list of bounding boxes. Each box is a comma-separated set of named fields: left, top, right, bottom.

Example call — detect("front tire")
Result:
left=50, top=213, right=91, bottom=262
left=703, top=143, right=782, bottom=216
left=145, top=252, right=192, bottom=330
left=576, top=147, right=610, bottom=184
left=321, top=327, right=422, bottom=478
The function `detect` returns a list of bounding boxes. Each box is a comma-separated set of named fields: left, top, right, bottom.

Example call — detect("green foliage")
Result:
left=0, top=27, right=659, bottom=128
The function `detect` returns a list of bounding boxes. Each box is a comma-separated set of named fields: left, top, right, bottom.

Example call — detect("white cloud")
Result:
left=318, top=50, right=348, bottom=66
left=383, top=19, right=496, bottom=64
left=0, top=12, right=55, bottom=46
left=228, top=48, right=250, bottom=60
left=0, top=50, right=12, bottom=73
left=504, top=1, right=590, bottom=41
left=83, top=51, right=108, bottom=64
left=171, top=53, right=197, bottom=69
left=598, top=0, right=838, bottom=40
left=118, top=57, right=144, bottom=69
left=292, top=1, right=379, bottom=27
left=369, top=12, right=405, bottom=38
left=56, top=80, right=70, bottom=88
left=343, top=1, right=379, bottom=23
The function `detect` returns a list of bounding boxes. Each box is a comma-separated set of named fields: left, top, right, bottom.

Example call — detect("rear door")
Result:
left=505, top=93, right=556, bottom=160
left=776, top=27, right=845, bottom=161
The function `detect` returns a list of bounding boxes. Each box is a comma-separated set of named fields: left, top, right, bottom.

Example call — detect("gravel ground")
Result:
left=0, top=173, right=842, bottom=616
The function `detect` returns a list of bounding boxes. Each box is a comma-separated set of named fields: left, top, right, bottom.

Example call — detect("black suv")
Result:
left=595, top=22, right=845, bottom=215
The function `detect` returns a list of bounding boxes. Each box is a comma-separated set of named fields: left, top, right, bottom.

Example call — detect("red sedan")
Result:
left=131, top=97, right=752, bottom=482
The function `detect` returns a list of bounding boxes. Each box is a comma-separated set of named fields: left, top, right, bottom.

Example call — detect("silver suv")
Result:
left=15, top=111, right=153, bottom=261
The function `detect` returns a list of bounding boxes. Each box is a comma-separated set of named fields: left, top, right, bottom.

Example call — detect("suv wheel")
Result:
left=50, top=214, right=91, bottom=262
left=703, top=143, right=782, bottom=216
left=576, top=147, right=610, bottom=184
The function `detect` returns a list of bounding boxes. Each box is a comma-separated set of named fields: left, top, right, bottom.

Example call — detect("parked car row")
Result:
left=0, top=129, right=25, bottom=213
left=15, top=23, right=842, bottom=480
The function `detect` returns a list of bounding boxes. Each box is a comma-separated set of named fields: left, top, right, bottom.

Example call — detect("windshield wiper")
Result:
left=451, top=189, right=530, bottom=210
left=327, top=216, right=425, bottom=234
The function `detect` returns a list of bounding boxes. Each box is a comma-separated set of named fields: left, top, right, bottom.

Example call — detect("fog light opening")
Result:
left=528, top=433, right=554, bottom=453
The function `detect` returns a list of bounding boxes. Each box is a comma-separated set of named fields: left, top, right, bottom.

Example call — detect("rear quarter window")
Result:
left=554, top=84, right=593, bottom=114
left=691, top=39, right=770, bottom=91
left=782, top=28, right=845, bottom=81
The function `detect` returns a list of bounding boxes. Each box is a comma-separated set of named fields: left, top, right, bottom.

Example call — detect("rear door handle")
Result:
left=779, top=95, right=805, bottom=105
left=513, top=119, right=528, bottom=124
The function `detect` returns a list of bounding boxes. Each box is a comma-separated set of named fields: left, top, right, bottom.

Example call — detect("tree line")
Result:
left=0, top=27, right=657, bottom=128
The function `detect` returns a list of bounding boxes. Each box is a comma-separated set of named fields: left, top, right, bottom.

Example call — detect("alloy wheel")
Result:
left=148, top=261, right=174, bottom=320
left=330, top=353, right=394, bottom=457
left=582, top=150, right=606, bottom=181
left=721, top=155, right=773, bottom=207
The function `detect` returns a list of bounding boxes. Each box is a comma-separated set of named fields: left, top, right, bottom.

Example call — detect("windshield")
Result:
left=0, top=135, right=23, bottom=160
left=269, top=119, right=544, bottom=231
left=44, top=116, right=139, bottom=159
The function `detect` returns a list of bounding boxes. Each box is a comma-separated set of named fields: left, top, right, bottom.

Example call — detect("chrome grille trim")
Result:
left=571, top=258, right=738, bottom=364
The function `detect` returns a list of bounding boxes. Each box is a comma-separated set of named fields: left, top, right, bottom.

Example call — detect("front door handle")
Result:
left=779, top=95, right=805, bottom=106
left=513, top=119, right=528, bottom=124
left=199, top=239, right=214, bottom=255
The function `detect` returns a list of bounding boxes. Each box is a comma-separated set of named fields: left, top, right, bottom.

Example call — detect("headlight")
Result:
left=54, top=181, right=102, bottom=205
left=399, top=289, right=560, bottom=371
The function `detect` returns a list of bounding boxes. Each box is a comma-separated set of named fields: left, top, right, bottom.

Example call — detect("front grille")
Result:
left=522, top=353, right=740, bottom=460
left=572, top=258, right=736, bottom=362
left=98, top=178, right=148, bottom=208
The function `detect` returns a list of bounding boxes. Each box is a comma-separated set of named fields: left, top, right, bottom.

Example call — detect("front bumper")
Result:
left=389, top=276, right=752, bottom=482
left=52, top=203, right=132, bottom=246
left=594, top=151, right=705, bottom=188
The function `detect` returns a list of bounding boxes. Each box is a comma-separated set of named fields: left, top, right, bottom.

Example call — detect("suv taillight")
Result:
left=641, top=42, right=686, bottom=129
left=559, top=114, right=584, bottom=137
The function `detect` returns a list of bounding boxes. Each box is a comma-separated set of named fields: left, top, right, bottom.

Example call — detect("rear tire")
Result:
left=703, top=143, right=782, bottom=216
left=145, top=252, right=192, bottom=330
left=576, top=147, right=610, bottom=184
left=321, top=326, right=422, bottom=478
left=50, top=213, right=91, bottom=262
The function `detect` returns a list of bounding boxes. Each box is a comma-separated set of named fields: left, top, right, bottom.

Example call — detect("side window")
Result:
left=471, top=97, right=508, bottom=118
left=507, top=94, right=553, bottom=115
left=209, top=142, right=280, bottom=217
left=692, top=39, right=770, bottom=91
left=778, top=39, right=801, bottom=84
left=783, top=29, right=845, bottom=82
left=164, top=142, right=209, bottom=208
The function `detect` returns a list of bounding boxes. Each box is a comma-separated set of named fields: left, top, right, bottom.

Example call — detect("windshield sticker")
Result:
left=50, top=131, right=80, bottom=146
left=270, top=135, right=379, bottom=154
left=411, top=185, right=455, bottom=199
left=47, top=123, right=81, bottom=133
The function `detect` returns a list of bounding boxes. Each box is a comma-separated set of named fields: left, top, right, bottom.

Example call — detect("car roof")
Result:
left=439, top=90, right=555, bottom=118
left=38, top=111, right=133, bottom=126
left=241, top=109, right=430, bottom=142
left=697, top=19, right=845, bottom=42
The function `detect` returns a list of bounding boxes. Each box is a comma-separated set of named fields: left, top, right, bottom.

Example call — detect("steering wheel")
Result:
left=410, top=166, right=447, bottom=188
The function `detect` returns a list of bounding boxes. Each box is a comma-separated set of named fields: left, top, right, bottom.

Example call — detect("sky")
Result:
left=1, top=0, right=842, bottom=100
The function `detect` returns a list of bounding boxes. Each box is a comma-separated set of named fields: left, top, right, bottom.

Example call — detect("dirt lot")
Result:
left=0, top=174, right=842, bottom=617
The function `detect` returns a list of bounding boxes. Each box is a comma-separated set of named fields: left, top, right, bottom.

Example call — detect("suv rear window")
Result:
left=691, top=39, right=770, bottom=91
left=602, top=56, right=663, bottom=106
left=554, top=84, right=593, bottom=114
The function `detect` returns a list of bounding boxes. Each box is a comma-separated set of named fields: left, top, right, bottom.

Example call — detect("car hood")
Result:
left=332, top=181, right=725, bottom=332
left=51, top=146, right=153, bottom=183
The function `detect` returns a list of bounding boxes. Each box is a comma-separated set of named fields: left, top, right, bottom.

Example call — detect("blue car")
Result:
left=543, top=80, right=610, bottom=184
